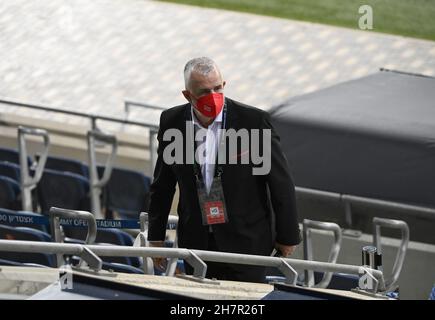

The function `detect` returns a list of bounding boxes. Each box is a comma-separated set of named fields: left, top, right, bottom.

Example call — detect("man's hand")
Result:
left=274, top=242, right=297, bottom=257
left=148, top=240, right=185, bottom=275
left=148, top=240, right=167, bottom=272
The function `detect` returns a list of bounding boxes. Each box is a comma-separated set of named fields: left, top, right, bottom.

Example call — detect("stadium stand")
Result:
left=0, top=176, right=21, bottom=210
left=0, top=224, right=55, bottom=267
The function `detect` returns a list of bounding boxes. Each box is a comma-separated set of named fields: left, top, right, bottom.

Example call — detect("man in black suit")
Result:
left=147, top=57, right=300, bottom=283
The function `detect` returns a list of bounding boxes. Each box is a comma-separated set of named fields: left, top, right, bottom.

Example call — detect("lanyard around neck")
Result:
left=190, top=103, right=227, bottom=181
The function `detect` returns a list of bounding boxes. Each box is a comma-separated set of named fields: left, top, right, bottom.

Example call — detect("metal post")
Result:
left=139, top=212, right=180, bottom=276
left=372, top=217, right=409, bottom=292
left=49, top=207, right=98, bottom=267
left=303, top=219, right=342, bottom=288
left=18, top=126, right=50, bottom=211
left=87, top=130, right=117, bottom=219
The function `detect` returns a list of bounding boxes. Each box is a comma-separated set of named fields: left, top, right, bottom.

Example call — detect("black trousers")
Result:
left=184, top=232, right=266, bottom=283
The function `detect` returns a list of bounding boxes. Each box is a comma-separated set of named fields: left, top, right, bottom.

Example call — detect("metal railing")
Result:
left=18, top=126, right=50, bottom=211
left=0, top=97, right=160, bottom=131
left=295, top=186, right=435, bottom=227
left=0, top=238, right=386, bottom=293
left=87, top=130, right=118, bottom=219
left=0, top=97, right=160, bottom=173
left=49, top=207, right=101, bottom=270
left=373, top=217, right=409, bottom=292
left=138, top=212, right=179, bottom=275
left=303, top=219, right=342, bottom=288
left=124, top=99, right=166, bottom=120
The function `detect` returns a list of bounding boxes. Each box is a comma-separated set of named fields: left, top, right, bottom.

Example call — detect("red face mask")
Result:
left=192, top=92, right=224, bottom=118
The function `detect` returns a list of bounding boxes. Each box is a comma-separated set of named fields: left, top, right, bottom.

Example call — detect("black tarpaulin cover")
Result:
left=270, top=70, right=435, bottom=209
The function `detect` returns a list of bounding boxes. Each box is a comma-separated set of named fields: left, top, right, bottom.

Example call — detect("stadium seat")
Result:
left=0, top=161, right=20, bottom=181
left=0, top=224, right=55, bottom=267
left=266, top=271, right=360, bottom=290
left=0, top=176, right=21, bottom=210
left=97, top=229, right=141, bottom=267
left=101, top=262, right=145, bottom=274
left=0, top=208, right=48, bottom=233
left=0, top=147, right=32, bottom=166
left=65, top=228, right=140, bottom=267
left=98, top=166, right=151, bottom=219
left=37, top=169, right=91, bottom=215
left=39, top=155, right=89, bottom=177
left=314, top=272, right=359, bottom=290
left=68, top=256, right=144, bottom=275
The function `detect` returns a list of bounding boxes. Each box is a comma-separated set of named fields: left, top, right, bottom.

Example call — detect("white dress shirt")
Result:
left=191, top=105, right=224, bottom=194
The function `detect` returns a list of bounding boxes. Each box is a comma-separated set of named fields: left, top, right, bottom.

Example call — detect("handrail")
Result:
left=303, top=219, right=342, bottom=288
left=295, top=186, right=435, bottom=222
left=124, top=99, right=166, bottom=120
left=0, top=97, right=160, bottom=130
left=0, top=97, right=159, bottom=173
left=139, top=212, right=179, bottom=275
left=87, top=130, right=118, bottom=219
left=18, top=126, right=50, bottom=211
left=373, top=218, right=409, bottom=292
left=0, top=239, right=386, bottom=293
left=49, top=207, right=99, bottom=268
left=0, top=239, right=102, bottom=271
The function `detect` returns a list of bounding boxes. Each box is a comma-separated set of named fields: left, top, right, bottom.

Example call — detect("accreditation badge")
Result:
left=196, top=176, right=229, bottom=225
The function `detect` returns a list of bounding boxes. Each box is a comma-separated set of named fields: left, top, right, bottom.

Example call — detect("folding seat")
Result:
left=0, top=147, right=32, bottom=166
left=266, top=272, right=359, bottom=290
left=101, top=262, right=144, bottom=274
left=0, top=176, right=21, bottom=210
left=95, top=229, right=141, bottom=268
left=41, top=155, right=89, bottom=177
left=98, top=167, right=151, bottom=219
left=68, top=256, right=144, bottom=275
left=325, top=273, right=359, bottom=290
left=37, top=169, right=90, bottom=215
left=65, top=228, right=141, bottom=268
left=0, top=161, right=20, bottom=181
left=0, top=224, right=55, bottom=267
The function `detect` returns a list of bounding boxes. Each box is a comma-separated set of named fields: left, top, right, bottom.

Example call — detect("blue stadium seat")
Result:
left=0, top=161, right=20, bottom=181
left=40, top=155, right=89, bottom=177
left=0, top=176, right=21, bottom=210
left=65, top=228, right=141, bottom=268
left=98, top=166, right=151, bottom=219
left=101, top=262, right=145, bottom=274
left=153, top=260, right=185, bottom=276
left=325, top=273, right=359, bottom=290
left=0, top=208, right=48, bottom=233
left=266, top=271, right=360, bottom=290
left=0, top=224, right=55, bottom=267
left=37, top=169, right=90, bottom=215
left=97, top=229, right=141, bottom=268
left=68, top=256, right=144, bottom=274
left=0, top=147, right=32, bottom=166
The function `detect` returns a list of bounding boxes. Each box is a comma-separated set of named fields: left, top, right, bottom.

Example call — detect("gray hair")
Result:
left=184, top=57, right=220, bottom=89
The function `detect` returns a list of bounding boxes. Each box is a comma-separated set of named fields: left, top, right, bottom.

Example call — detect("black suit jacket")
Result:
left=148, top=98, right=300, bottom=256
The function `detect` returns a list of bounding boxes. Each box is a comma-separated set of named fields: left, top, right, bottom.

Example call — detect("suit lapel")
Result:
left=224, top=98, right=239, bottom=131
